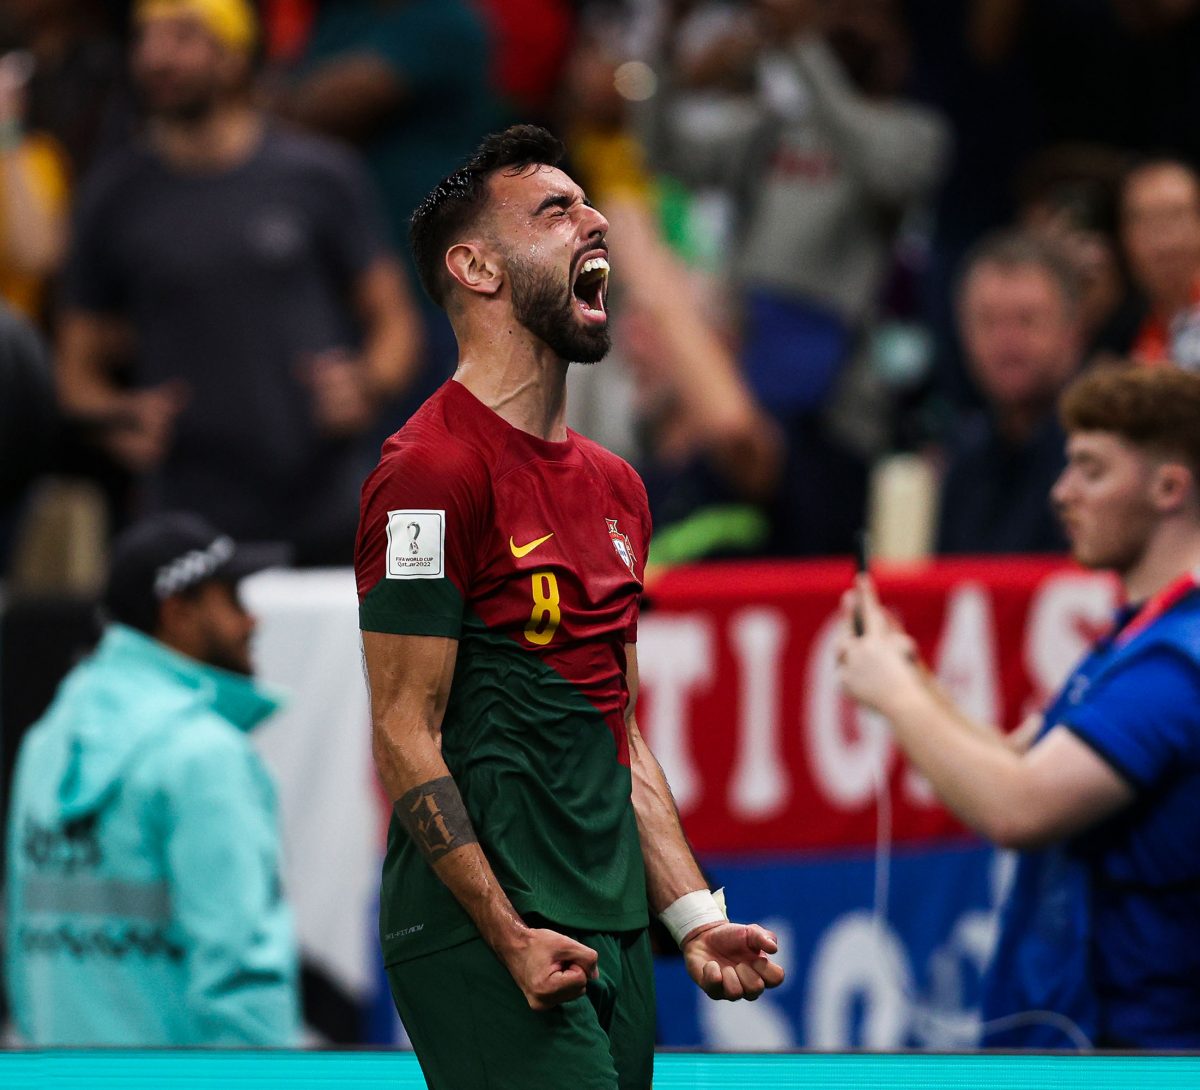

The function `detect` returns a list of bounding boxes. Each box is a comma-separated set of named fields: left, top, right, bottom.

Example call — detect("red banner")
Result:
left=637, top=558, right=1117, bottom=855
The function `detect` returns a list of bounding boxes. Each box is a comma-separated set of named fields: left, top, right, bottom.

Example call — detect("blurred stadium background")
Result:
left=3, top=0, right=1200, bottom=1078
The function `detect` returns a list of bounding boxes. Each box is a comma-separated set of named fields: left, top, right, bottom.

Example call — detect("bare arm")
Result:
left=356, top=257, right=422, bottom=402
left=789, top=35, right=951, bottom=205
left=305, top=258, right=423, bottom=436
left=363, top=630, right=598, bottom=1009
left=624, top=642, right=709, bottom=912
left=57, top=310, right=188, bottom=471
left=637, top=13, right=766, bottom=192
left=57, top=311, right=132, bottom=421
left=0, top=55, right=65, bottom=277
left=286, top=55, right=406, bottom=142
left=608, top=201, right=782, bottom=501
left=919, top=664, right=1043, bottom=754
left=837, top=578, right=1134, bottom=849
left=625, top=644, right=785, bottom=1000
left=0, top=142, right=66, bottom=276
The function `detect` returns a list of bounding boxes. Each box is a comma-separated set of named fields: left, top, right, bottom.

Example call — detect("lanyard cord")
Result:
left=870, top=758, right=1094, bottom=1051
left=867, top=568, right=1200, bottom=1050
left=1112, top=568, right=1200, bottom=649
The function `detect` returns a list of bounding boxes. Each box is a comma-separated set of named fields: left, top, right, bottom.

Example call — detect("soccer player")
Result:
left=838, top=364, right=1200, bottom=1049
left=354, top=126, right=784, bottom=1089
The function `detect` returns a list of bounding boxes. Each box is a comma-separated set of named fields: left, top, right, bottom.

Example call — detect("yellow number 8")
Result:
left=524, top=571, right=561, bottom=646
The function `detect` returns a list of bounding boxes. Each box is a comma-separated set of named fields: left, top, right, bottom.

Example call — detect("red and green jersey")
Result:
left=356, top=379, right=651, bottom=964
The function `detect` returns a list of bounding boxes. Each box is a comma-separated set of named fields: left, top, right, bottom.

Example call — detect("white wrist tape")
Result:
left=659, top=887, right=727, bottom=946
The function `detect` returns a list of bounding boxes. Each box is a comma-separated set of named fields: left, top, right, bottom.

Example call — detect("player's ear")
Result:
left=1151, top=460, right=1193, bottom=514
left=445, top=242, right=502, bottom=298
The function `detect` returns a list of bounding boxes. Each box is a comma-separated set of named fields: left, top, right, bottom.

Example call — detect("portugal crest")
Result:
left=606, top=518, right=636, bottom=573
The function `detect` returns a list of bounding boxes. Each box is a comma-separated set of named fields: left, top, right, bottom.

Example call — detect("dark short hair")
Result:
left=409, top=125, right=566, bottom=308
left=1060, top=363, right=1200, bottom=483
left=958, top=230, right=1082, bottom=316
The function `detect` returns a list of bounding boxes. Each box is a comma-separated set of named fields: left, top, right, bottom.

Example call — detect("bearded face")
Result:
left=508, top=252, right=611, bottom=364
left=133, top=14, right=234, bottom=124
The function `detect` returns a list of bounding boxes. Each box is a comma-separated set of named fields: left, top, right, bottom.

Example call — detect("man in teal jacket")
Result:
left=5, top=513, right=299, bottom=1045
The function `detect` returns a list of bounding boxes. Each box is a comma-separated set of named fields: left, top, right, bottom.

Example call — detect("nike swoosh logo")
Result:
left=509, top=532, right=554, bottom=558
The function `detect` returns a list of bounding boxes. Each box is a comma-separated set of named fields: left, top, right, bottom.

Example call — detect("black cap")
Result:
left=103, top=512, right=289, bottom=634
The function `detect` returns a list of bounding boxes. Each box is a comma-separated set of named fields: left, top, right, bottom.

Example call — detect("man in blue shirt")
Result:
left=838, top=363, right=1200, bottom=1049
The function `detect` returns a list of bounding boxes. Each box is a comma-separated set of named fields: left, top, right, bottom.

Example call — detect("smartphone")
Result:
left=853, top=529, right=869, bottom=636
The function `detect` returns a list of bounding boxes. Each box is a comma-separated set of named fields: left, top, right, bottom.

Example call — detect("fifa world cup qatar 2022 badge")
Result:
left=385, top=509, right=445, bottom=579
left=606, top=518, right=636, bottom=573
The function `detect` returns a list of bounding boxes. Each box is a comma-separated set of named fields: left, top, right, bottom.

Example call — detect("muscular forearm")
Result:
left=627, top=718, right=708, bottom=912
left=628, top=720, right=785, bottom=1002
left=375, top=728, right=528, bottom=955
left=364, top=631, right=599, bottom=1010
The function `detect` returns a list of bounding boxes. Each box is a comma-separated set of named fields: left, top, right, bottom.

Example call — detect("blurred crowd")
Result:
left=4, top=0, right=1200, bottom=587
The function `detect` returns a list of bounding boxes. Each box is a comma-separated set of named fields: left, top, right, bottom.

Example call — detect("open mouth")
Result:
left=572, top=256, right=610, bottom=323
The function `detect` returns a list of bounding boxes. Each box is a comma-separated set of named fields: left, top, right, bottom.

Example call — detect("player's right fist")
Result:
left=504, top=927, right=599, bottom=1011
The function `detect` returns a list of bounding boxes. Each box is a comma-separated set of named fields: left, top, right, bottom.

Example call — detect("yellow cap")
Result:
left=136, top=0, right=259, bottom=55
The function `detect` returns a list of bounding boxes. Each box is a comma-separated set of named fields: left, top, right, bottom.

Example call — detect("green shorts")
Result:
left=386, top=926, right=655, bottom=1090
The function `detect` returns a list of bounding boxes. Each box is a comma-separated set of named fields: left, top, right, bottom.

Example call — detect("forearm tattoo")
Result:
left=396, top=776, right=478, bottom=864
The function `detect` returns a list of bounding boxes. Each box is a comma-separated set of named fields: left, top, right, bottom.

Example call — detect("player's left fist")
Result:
left=682, top=922, right=785, bottom=1002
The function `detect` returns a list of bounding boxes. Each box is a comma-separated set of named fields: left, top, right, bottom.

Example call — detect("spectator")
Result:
left=57, top=0, right=421, bottom=564
left=282, top=0, right=496, bottom=429
left=285, top=0, right=494, bottom=268
left=907, top=2, right=1200, bottom=416
left=0, top=0, right=135, bottom=178
left=612, top=249, right=785, bottom=567
left=1122, top=158, right=1200, bottom=370
left=653, top=0, right=950, bottom=415
left=647, top=0, right=950, bottom=555
left=5, top=512, right=299, bottom=1045
left=936, top=232, right=1081, bottom=555
left=1016, top=143, right=1140, bottom=360
left=556, top=19, right=783, bottom=565
left=0, top=49, right=68, bottom=322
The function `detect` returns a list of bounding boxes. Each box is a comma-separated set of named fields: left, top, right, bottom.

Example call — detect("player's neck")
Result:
left=149, top=103, right=263, bottom=173
left=454, top=325, right=570, bottom=442
left=1121, top=519, right=1200, bottom=602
